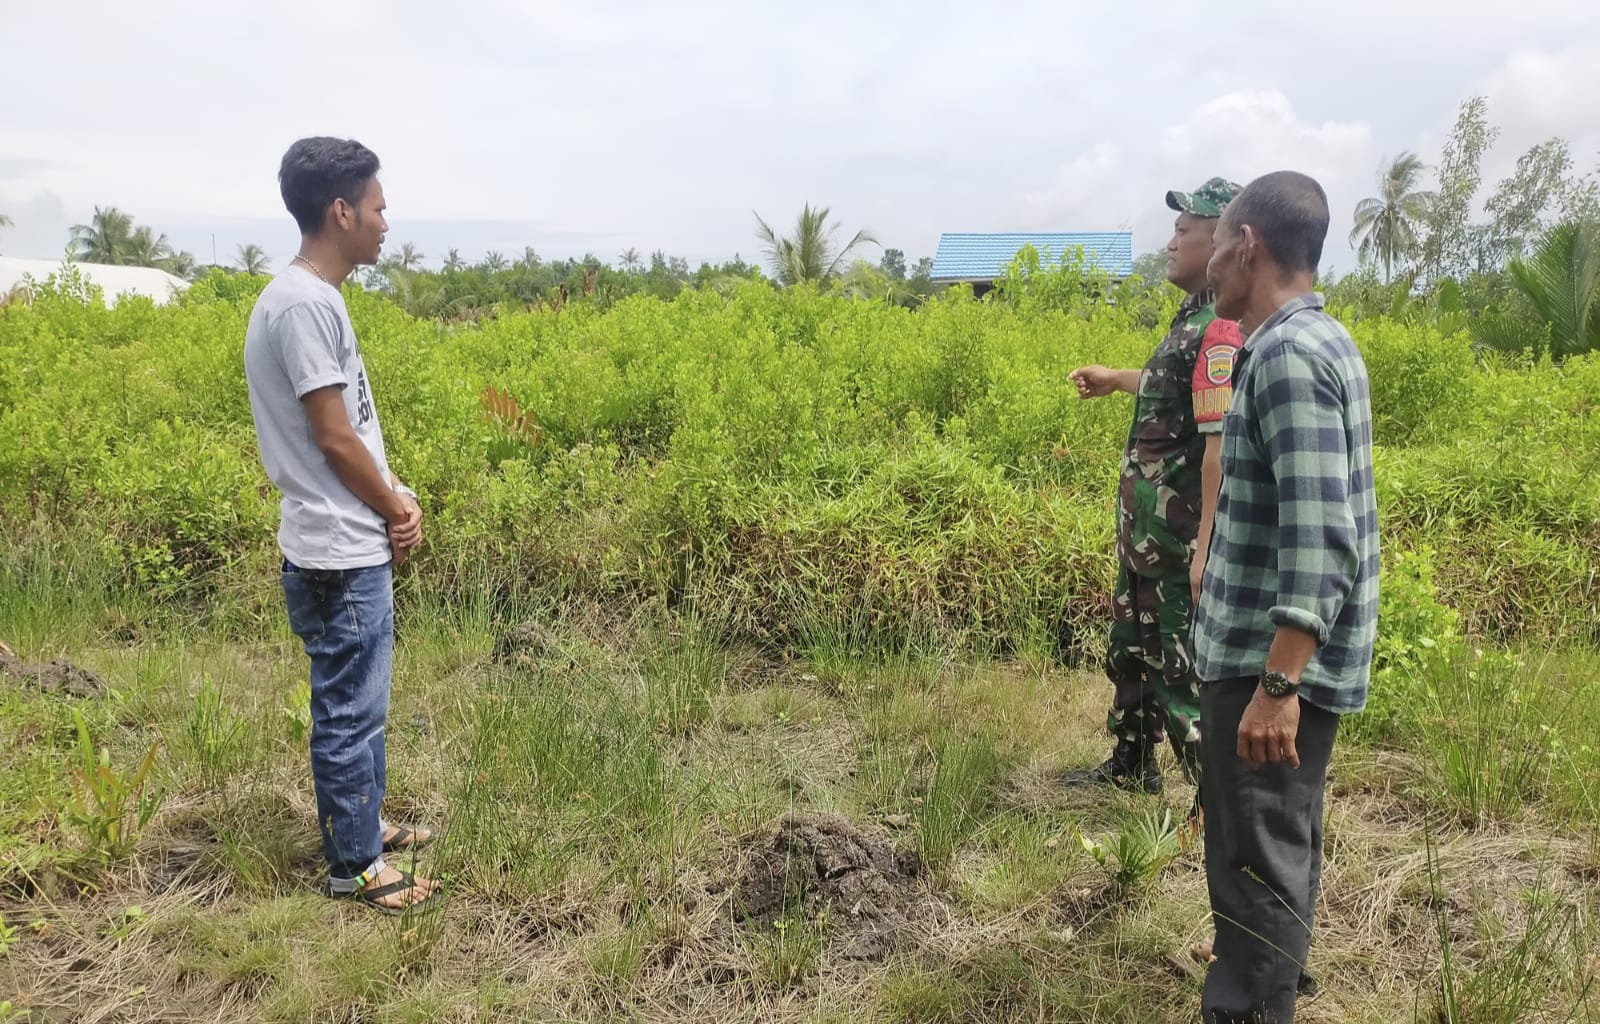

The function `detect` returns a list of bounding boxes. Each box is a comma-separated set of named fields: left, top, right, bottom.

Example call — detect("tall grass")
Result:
left=917, top=730, right=1003, bottom=871
left=442, top=664, right=684, bottom=906
left=1423, top=836, right=1598, bottom=1022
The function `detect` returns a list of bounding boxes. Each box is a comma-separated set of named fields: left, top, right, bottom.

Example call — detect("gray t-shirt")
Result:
left=244, top=265, right=392, bottom=569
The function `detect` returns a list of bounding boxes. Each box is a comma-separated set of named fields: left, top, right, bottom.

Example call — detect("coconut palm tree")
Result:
left=70, top=206, right=136, bottom=264
left=753, top=203, right=877, bottom=287
left=236, top=243, right=271, bottom=275
left=385, top=267, right=448, bottom=318
left=443, top=248, right=465, bottom=271
left=127, top=226, right=176, bottom=268
left=163, top=251, right=198, bottom=279
left=482, top=251, right=509, bottom=272
left=391, top=242, right=425, bottom=271
left=619, top=247, right=643, bottom=274
left=1349, top=152, right=1435, bottom=284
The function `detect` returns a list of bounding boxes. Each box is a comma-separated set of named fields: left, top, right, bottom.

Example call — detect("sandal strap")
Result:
left=385, top=826, right=413, bottom=847
left=359, top=872, right=421, bottom=901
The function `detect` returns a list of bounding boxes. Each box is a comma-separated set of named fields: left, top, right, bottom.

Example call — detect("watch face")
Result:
left=1262, top=671, right=1295, bottom=697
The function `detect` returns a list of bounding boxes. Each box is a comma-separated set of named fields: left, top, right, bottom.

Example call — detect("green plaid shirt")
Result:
left=1193, top=294, right=1379, bottom=714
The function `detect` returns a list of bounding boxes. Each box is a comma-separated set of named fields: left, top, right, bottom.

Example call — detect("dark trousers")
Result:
left=1200, top=678, right=1340, bottom=1024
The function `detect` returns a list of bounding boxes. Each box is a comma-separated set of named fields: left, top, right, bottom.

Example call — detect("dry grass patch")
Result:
left=2, top=617, right=1597, bottom=1022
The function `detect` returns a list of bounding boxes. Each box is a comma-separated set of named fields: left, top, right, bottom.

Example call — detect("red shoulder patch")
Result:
left=1201, top=318, right=1243, bottom=347
left=1199, top=319, right=1243, bottom=385
left=1203, top=345, right=1235, bottom=385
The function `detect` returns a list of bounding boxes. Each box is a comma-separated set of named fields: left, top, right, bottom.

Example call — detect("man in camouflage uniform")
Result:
left=1065, top=177, right=1244, bottom=800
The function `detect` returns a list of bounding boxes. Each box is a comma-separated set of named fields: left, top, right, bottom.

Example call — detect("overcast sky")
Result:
left=3, top=1, right=1599, bottom=274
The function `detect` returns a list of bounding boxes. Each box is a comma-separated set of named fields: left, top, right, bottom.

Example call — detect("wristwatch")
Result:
left=1259, top=669, right=1300, bottom=699
left=393, top=484, right=418, bottom=501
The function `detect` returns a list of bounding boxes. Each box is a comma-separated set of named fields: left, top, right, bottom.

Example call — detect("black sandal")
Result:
left=381, top=825, right=435, bottom=854
left=338, top=871, right=441, bottom=916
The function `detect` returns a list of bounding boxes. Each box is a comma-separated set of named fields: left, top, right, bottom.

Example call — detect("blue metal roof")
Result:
left=930, top=232, right=1134, bottom=281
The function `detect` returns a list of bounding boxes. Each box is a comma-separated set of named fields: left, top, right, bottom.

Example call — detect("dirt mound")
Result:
left=492, top=619, right=560, bottom=666
left=732, top=812, right=927, bottom=960
left=0, top=642, right=108, bottom=698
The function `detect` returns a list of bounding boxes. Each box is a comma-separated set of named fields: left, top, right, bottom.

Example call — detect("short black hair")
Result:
left=1228, top=171, right=1330, bottom=275
left=278, top=137, right=381, bottom=234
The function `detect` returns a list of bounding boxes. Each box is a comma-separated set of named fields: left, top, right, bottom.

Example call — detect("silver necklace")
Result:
left=293, top=254, right=330, bottom=284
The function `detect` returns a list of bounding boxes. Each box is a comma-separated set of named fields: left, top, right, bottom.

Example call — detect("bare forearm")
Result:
left=1264, top=624, right=1318, bottom=681
left=1111, top=370, right=1141, bottom=395
left=321, top=436, right=407, bottom=524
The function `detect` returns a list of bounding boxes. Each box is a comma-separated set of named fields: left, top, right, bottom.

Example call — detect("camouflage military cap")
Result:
left=1165, top=177, right=1243, bottom=218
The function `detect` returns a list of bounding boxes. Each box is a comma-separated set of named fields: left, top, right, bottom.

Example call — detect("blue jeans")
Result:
left=282, top=560, right=393, bottom=890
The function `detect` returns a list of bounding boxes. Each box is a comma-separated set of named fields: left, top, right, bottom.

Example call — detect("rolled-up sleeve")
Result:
left=276, top=302, right=347, bottom=399
left=1251, top=340, right=1359, bottom=647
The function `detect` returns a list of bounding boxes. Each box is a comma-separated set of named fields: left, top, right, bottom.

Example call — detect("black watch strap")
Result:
left=1259, top=670, right=1299, bottom=698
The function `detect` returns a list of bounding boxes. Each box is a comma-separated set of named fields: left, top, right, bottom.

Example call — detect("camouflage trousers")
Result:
left=1104, top=565, right=1203, bottom=785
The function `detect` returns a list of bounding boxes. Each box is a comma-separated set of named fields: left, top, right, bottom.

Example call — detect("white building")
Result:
left=0, top=256, right=190, bottom=307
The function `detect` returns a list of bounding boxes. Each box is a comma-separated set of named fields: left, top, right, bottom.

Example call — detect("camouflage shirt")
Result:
left=1115, top=291, right=1244, bottom=578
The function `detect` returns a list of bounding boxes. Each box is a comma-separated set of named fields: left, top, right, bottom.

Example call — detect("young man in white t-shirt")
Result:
left=244, top=137, right=438, bottom=914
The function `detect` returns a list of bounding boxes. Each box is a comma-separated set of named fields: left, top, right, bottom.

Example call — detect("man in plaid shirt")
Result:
left=1192, top=171, right=1379, bottom=1022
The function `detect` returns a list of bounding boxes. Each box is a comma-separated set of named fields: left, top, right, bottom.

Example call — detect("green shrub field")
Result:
left=1, top=265, right=1596, bottom=1022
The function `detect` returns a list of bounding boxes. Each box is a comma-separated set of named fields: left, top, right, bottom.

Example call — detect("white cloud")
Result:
left=1024, top=143, right=1125, bottom=227
left=0, top=190, right=71, bottom=261
left=1401, top=46, right=1600, bottom=224
left=3, top=4, right=1599, bottom=269
left=1159, top=92, right=1372, bottom=186
left=1025, top=91, right=1374, bottom=269
left=1477, top=47, right=1600, bottom=183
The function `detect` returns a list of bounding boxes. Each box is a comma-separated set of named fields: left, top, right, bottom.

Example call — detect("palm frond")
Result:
left=1469, top=306, right=1550, bottom=361
left=1508, top=221, right=1600, bottom=360
left=824, top=227, right=880, bottom=279
left=754, top=204, right=876, bottom=287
